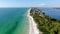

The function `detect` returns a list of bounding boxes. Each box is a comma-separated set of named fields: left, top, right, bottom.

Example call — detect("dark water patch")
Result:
left=37, top=7, right=60, bottom=20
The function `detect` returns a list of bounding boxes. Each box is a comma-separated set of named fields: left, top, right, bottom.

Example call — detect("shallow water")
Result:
left=0, top=8, right=29, bottom=34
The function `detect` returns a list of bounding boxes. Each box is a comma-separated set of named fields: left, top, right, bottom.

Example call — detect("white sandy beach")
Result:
left=27, top=8, right=42, bottom=34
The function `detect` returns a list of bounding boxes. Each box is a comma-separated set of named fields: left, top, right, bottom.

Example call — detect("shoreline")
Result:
left=27, top=8, right=42, bottom=34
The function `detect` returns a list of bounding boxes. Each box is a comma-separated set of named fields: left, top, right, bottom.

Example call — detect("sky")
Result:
left=0, top=0, right=60, bottom=7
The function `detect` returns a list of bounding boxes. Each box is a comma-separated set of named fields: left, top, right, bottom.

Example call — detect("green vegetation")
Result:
left=30, top=8, right=60, bottom=34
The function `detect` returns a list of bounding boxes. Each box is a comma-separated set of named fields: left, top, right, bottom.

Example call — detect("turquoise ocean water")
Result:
left=0, top=8, right=29, bottom=34
left=1, top=7, right=60, bottom=34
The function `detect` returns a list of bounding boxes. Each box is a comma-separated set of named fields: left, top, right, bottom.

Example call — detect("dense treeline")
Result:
left=30, top=8, right=60, bottom=34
